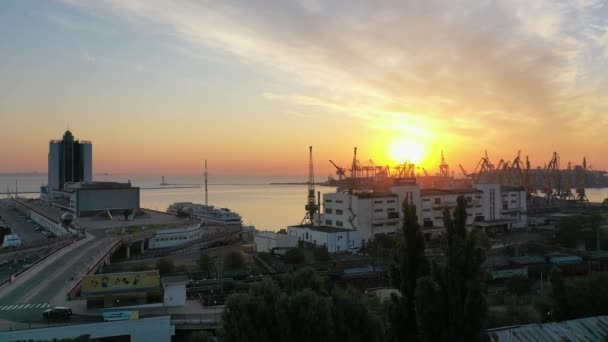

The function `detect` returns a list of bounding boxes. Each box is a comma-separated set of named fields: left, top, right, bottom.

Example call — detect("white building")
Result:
left=311, top=182, right=527, bottom=245
left=287, top=225, right=360, bottom=253
left=419, top=188, right=484, bottom=238
left=254, top=231, right=298, bottom=253
left=162, top=276, right=188, bottom=307
left=149, top=223, right=202, bottom=249
left=321, top=191, right=401, bottom=242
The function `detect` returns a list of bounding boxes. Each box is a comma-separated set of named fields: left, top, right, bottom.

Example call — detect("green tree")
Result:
left=556, top=216, right=585, bottom=248
left=550, top=267, right=568, bottom=320
left=156, top=257, right=175, bottom=276
left=388, top=197, right=429, bottom=342
left=417, top=196, right=488, bottom=342
left=197, top=252, right=213, bottom=277
left=222, top=268, right=382, bottom=342
left=224, top=251, right=245, bottom=270
left=506, top=275, right=531, bottom=297
left=313, top=245, right=330, bottom=262
left=284, top=248, right=305, bottom=265
left=188, top=330, right=215, bottom=342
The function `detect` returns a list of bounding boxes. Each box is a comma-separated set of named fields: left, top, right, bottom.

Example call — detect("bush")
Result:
left=284, top=248, right=305, bottom=265
left=224, top=251, right=245, bottom=270
left=313, top=246, right=330, bottom=262
left=156, top=257, right=175, bottom=276
left=506, top=276, right=531, bottom=297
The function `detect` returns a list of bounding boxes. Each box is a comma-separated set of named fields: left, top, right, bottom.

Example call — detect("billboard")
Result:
left=82, top=271, right=160, bottom=294
left=103, top=310, right=139, bottom=321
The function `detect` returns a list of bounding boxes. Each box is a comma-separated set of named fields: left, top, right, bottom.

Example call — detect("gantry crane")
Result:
left=329, top=160, right=347, bottom=181
left=575, top=157, right=589, bottom=203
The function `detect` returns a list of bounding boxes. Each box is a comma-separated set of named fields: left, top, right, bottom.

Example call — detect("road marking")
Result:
left=34, top=304, right=42, bottom=308
left=23, top=304, right=32, bottom=309
left=42, top=303, right=50, bottom=308
left=15, top=304, right=25, bottom=310
left=5, top=305, right=16, bottom=310
left=0, top=306, right=8, bottom=310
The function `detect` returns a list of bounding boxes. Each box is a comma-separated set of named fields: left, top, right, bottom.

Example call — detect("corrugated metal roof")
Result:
left=488, top=316, right=608, bottom=341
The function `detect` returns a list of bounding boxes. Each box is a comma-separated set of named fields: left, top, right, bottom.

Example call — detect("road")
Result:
left=0, top=200, right=47, bottom=244
left=0, top=232, right=113, bottom=324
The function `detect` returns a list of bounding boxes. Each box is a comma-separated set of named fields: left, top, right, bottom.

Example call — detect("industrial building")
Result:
left=287, top=224, right=361, bottom=253
left=253, top=231, right=298, bottom=253
left=40, top=130, right=141, bottom=217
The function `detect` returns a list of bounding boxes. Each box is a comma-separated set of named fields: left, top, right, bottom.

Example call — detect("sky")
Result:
left=1, top=0, right=608, bottom=177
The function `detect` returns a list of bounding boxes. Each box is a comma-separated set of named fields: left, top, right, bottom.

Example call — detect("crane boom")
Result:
left=301, top=146, right=318, bottom=225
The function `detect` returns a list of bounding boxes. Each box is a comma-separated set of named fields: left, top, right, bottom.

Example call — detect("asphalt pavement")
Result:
left=0, top=232, right=112, bottom=324
left=0, top=201, right=48, bottom=243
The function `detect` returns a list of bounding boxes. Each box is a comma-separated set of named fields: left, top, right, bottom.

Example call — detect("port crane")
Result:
left=301, top=146, right=319, bottom=225
left=329, top=160, right=347, bottom=181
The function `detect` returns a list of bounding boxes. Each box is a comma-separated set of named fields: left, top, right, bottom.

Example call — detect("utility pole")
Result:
left=205, top=160, right=208, bottom=206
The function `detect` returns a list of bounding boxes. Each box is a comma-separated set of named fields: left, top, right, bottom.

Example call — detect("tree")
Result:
left=284, top=248, right=305, bottom=265
left=556, top=216, right=585, bottom=248
left=417, top=196, right=488, bottom=342
left=156, top=257, right=175, bottom=276
left=387, top=197, right=429, bottom=342
left=313, top=245, right=330, bottom=262
left=222, top=268, right=382, bottom=342
left=224, top=251, right=245, bottom=270
left=197, top=252, right=213, bottom=277
left=506, top=275, right=531, bottom=298
left=188, top=330, right=215, bottom=342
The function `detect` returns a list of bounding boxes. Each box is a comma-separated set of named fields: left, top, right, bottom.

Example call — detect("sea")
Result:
left=0, top=173, right=335, bottom=231
left=3, top=174, right=608, bottom=231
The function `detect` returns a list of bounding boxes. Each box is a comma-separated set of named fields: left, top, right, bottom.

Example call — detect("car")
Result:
left=43, top=307, right=72, bottom=319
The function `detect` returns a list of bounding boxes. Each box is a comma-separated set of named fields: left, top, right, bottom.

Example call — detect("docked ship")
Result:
left=167, top=202, right=242, bottom=226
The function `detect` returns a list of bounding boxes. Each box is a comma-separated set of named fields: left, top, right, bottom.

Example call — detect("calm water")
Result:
left=4, top=174, right=608, bottom=230
left=0, top=173, right=335, bottom=231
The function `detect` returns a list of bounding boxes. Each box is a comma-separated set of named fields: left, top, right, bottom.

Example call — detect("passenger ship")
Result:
left=167, top=202, right=242, bottom=226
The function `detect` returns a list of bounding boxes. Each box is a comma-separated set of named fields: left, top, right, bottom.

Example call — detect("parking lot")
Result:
left=0, top=200, right=53, bottom=245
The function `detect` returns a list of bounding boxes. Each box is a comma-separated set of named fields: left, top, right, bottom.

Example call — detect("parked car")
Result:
left=43, top=307, right=72, bottom=319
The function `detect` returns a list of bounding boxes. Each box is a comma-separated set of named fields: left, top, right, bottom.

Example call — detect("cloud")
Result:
left=63, top=0, right=608, bottom=150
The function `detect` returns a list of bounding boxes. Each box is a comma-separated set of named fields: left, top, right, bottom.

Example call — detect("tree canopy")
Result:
left=221, top=268, right=384, bottom=342
left=156, top=257, right=175, bottom=276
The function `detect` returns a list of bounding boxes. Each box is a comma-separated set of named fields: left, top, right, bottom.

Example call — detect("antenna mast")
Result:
left=301, top=146, right=318, bottom=225
left=205, top=160, right=208, bottom=206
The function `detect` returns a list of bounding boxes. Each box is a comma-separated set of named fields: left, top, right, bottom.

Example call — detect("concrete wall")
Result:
left=77, top=188, right=140, bottom=215
left=420, top=192, right=484, bottom=230
left=0, top=315, right=174, bottom=342
left=474, top=184, right=502, bottom=221
left=14, top=201, right=70, bottom=237
left=287, top=226, right=360, bottom=253
left=254, top=231, right=298, bottom=253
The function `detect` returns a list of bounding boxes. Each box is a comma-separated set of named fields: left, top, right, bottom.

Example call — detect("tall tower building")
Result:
left=48, top=130, right=93, bottom=190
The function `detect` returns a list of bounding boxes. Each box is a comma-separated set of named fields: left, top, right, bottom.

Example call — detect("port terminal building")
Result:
left=40, top=130, right=140, bottom=218
left=289, top=179, right=527, bottom=249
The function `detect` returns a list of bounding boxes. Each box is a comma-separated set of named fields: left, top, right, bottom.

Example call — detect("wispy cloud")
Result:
left=63, top=0, right=608, bottom=151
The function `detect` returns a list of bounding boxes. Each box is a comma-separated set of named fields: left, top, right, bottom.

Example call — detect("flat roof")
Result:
left=289, top=224, right=353, bottom=233
left=353, top=192, right=398, bottom=199
left=162, top=275, right=189, bottom=285
left=501, top=185, right=525, bottom=192
left=421, top=188, right=482, bottom=196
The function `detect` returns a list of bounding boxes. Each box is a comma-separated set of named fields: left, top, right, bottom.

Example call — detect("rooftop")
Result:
left=289, top=224, right=354, bottom=233
left=352, top=191, right=398, bottom=199
left=501, top=185, right=526, bottom=192
left=161, top=275, right=189, bottom=285
left=487, top=315, right=608, bottom=341
left=421, top=188, right=482, bottom=196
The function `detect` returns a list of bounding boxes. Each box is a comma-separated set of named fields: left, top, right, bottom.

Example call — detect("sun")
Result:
left=388, top=139, right=427, bottom=164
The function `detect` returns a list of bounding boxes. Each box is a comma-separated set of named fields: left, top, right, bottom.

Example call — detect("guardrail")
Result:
left=0, top=235, right=82, bottom=290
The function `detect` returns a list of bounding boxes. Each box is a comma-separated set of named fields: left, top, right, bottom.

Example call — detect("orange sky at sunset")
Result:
left=2, top=1, right=608, bottom=178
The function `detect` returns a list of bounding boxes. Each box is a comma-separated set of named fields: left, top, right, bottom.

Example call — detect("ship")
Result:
left=167, top=202, right=242, bottom=226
